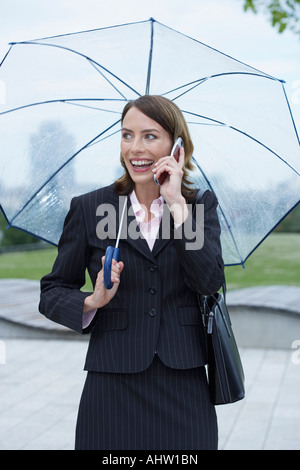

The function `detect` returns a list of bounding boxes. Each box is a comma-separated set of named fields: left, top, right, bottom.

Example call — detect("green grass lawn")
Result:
left=0, top=247, right=58, bottom=280
left=225, top=233, right=300, bottom=290
left=0, top=233, right=299, bottom=291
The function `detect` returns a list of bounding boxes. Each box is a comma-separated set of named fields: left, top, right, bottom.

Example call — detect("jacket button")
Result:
left=148, top=308, right=157, bottom=317
left=149, top=264, right=158, bottom=272
left=149, top=286, right=157, bottom=295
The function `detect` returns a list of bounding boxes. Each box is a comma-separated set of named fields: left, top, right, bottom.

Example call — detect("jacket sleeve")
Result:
left=173, top=190, right=225, bottom=295
left=39, top=197, right=92, bottom=334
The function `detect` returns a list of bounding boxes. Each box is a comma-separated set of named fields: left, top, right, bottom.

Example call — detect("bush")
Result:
left=275, top=203, right=300, bottom=233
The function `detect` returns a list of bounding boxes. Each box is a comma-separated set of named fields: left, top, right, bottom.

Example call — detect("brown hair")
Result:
left=114, top=95, right=196, bottom=200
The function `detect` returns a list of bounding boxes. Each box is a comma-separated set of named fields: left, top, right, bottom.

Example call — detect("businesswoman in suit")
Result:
left=39, top=95, right=225, bottom=450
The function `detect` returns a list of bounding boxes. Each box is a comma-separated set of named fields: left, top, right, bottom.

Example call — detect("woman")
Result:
left=39, top=95, right=225, bottom=450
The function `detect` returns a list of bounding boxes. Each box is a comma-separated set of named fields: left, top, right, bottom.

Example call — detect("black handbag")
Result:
left=199, top=284, right=245, bottom=405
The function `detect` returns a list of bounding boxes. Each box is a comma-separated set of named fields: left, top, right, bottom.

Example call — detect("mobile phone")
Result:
left=154, top=137, right=184, bottom=185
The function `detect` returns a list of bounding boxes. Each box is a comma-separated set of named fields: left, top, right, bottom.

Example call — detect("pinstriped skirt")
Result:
left=75, top=355, right=217, bottom=450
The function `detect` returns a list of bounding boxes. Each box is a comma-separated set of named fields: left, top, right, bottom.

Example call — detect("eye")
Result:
left=122, top=132, right=132, bottom=140
left=145, top=134, right=156, bottom=140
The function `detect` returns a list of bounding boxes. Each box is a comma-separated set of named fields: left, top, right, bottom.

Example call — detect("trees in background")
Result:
left=243, top=0, right=300, bottom=36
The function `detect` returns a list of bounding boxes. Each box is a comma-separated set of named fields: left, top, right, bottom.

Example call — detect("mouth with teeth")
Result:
left=130, top=159, right=154, bottom=172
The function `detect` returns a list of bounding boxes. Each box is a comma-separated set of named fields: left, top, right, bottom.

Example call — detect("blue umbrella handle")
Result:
left=103, top=246, right=120, bottom=289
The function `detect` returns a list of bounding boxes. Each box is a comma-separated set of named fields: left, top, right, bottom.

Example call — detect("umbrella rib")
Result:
left=66, top=101, right=122, bottom=114
left=85, top=128, right=121, bottom=148
left=281, top=81, right=300, bottom=147
left=240, top=198, right=300, bottom=267
left=163, top=71, right=285, bottom=102
left=14, top=19, right=151, bottom=43
left=9, top=41, right=141, bottom=98
left=0, top=98, right=126, bottom=116
left=8, top=119, right=121, bottom=227
left=0, top=44, right=13, bottom=67
left=88, top=60, right=127, bottom=100
left=145, top=18, right=154, bottom=95
left=163, top=78, right=208, bottom=98
left=154, top=18, right=280, bottom=82
left=191, top=157, right=245, bottom=267
left=184, top=110, right=300, bottom=177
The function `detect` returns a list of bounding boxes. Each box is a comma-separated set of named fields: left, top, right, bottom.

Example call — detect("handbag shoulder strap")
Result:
left=196, top=188, right=209, bottom=201
left=222, top=281, right=227, bottom=303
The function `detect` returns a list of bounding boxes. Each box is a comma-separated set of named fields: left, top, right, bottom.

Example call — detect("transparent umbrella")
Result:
left=0, top=18, right=299, bottom=265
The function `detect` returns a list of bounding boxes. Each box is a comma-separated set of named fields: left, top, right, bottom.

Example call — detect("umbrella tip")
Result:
left=149, top=17, right=156, bottom=22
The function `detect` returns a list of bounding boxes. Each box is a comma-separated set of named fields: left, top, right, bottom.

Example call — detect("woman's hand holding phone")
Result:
left=154, top=137, right=183, bottom=186
left=153, top=137, right=188, bottom=225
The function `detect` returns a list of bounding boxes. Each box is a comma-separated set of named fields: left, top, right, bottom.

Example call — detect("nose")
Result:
left=131, top=137, right=145, bottom=154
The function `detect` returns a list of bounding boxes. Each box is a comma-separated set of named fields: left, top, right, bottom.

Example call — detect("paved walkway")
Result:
left=0, top=279, right=300, bottom=450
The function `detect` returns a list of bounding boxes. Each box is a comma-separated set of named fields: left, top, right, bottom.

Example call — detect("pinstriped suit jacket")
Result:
left=39, top=184, right=224, bottom=373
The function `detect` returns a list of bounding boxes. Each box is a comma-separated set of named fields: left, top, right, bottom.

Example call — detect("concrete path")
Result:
left=0, top=279, right=300, bottom=450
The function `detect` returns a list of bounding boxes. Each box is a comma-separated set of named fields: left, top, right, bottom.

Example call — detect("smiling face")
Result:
left=121, top=106, right=173, bottom=188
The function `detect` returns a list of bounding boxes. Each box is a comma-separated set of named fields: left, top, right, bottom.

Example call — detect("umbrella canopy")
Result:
left=0, top=18, right=299, bottom=266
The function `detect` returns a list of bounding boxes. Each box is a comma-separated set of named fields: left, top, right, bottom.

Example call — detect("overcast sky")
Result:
left=0, top=0, right=299, bottom=128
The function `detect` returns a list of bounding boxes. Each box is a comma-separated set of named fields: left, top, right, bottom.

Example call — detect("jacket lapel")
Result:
left=104, top=186, right=173, bottom=262
left=105, top=188, right=157, bottom=262
left=152, top=204, right=173, bottom=258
